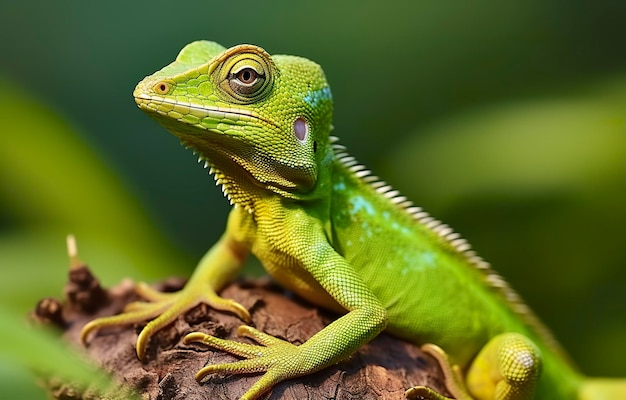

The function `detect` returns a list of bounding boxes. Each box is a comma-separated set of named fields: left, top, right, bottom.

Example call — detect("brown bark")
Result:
left=33, top=264, right=449, bottom=400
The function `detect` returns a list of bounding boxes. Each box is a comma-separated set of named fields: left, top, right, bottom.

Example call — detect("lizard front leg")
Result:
left=80, top=207, right=252, bottom=359
left=406, top=333, right=542, bottom=400
left=185, top=303, right=386, bottom=400
left=183, top=215, right=389, bottom=400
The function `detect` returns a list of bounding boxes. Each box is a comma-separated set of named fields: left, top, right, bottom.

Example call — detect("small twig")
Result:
left=66, top=234, right=82, bottom=270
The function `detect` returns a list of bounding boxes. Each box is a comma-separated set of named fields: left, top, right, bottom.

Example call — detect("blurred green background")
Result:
left=1, top=1, right=625, bottom=397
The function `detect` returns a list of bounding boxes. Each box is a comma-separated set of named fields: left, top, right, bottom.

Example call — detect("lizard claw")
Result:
left=183, top=326, right=303, bottom=399
left=405, top=343, right=472, bottom=400
left=80, top=280, right=250, bottom=360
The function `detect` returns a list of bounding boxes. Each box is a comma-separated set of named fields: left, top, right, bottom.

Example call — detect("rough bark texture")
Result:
left=33, top=264, right=449, bottom=400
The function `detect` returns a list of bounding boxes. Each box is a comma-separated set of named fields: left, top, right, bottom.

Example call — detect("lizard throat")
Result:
left=182, top=141, right=308, bottom=213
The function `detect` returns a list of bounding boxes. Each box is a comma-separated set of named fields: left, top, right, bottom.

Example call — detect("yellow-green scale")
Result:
left=327, top=160, right=582, bottom=398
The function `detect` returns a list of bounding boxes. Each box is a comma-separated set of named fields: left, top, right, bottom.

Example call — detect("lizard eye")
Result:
left=211, top=45, right=276, bottom=104
left=230, top=67, right=265, bottom=95
left=236, top=68, right=258, bottom=84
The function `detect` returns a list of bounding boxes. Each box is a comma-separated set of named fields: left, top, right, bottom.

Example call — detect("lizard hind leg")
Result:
left=466, top=332, right=542, bottom=400
left=406, top=333, right=541, bottom=400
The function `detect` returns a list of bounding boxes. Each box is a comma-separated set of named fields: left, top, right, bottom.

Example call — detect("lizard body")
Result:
left=81, top=41, right=626, bottom=399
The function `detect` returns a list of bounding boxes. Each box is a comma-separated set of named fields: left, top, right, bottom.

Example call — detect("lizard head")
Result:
left=134, top=41, right=333, bottom=205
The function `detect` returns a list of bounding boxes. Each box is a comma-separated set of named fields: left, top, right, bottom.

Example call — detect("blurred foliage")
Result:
left=0, top=0, right=624, bottom=397
left=385, top=77, right=626, bottom=374
left=0, top=306, right=132, bottom=400
left=0, top=77, right=186, bottom=399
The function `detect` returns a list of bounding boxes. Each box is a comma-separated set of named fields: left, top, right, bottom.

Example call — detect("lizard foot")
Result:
left=80, top=281, right=250, bottom=359
left=184, top=325, right=311, bottom=400
left=405, top=343, right=473, bottom=400
left=405, top=386, right=456, bottom=400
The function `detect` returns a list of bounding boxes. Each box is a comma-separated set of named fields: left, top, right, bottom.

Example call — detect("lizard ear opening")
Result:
left=294, top=117, right=309, bottom=143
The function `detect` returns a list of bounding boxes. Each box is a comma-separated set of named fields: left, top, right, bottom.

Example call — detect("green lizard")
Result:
left=81, top=41, right=626, bottom=400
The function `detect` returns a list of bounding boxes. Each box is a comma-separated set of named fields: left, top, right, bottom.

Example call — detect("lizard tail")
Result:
left=579, top=377, right=626, bottom=400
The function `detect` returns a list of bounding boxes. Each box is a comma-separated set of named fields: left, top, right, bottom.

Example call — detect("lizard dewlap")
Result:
left=81, top=41, right=626, bottom=400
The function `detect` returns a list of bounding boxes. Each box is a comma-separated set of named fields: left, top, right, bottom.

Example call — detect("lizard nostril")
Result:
left=294, top=117, right=308, bottom=143
left=153, top=81, right=171, bottom=95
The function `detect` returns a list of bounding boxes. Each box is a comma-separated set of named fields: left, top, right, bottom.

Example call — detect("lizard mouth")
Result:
left=133, top=93, right=280, bottom=132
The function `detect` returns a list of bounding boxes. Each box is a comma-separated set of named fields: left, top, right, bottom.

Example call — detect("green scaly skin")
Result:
left=80, top=41, right=626, bottom=400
